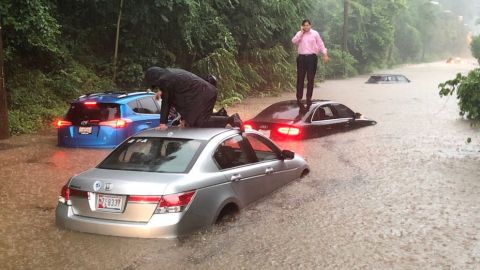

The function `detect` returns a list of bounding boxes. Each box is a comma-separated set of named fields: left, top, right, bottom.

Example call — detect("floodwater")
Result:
left=0, top=61, right=479, bottom=270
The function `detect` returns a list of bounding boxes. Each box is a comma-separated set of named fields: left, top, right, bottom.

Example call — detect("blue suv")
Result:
left=57, top=91, right=164, bottom=148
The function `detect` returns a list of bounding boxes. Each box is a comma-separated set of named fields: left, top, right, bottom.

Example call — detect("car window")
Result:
left=138, top=97, right=160, bottom=114
left=244, top=134, right=280, bottom=162
left=65, top=103, right=120, bottom=125
left=332, top=104, right=354, bottom=118
left=98, top=137, right=203, bottom=173
left=312, top=106, right=334, bottom=121
left=396, top=75, right=408, bottom=82
left=128, top=100, right=142, bottom=113
left=214, top=135, right=253, bottom=169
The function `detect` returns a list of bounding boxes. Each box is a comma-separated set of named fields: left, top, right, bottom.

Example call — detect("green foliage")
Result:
left=439, top=71, right=480, bottom=123
left=1, top=0, right=474, bottom=135
left=193, top=48, right=249, bottom=106
left=470, top=36, right=480, bottom=64
left=317, top=48, right=357, bottom=80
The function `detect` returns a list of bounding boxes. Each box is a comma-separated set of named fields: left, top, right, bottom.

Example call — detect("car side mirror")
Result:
left=281, top=149, right=295, bottom=160
left=354, top=112, right=362, bottom=119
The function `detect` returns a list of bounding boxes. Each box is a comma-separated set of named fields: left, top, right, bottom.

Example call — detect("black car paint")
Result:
left=246, top=100, right=376, bottom=140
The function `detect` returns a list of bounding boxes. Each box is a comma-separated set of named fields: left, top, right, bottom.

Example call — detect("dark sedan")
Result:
left=243, top=100, right=376, bottom=140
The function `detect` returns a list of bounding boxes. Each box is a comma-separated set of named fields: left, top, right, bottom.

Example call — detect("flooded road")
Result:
left=1, top=61, right=479, bottom=269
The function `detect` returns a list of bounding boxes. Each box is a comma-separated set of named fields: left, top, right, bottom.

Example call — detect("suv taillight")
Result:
left=99, top=118, right=131, bottom=128
left=128, top=191, right=196, bottom=214
left=55, top=120, right=72, bottom=128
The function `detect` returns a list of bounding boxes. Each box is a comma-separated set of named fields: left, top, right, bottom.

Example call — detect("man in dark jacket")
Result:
left=144, top=66, right=242, bottom=129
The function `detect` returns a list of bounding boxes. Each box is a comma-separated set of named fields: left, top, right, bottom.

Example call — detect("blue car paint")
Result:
left=57, top=92, right=163, bottom=148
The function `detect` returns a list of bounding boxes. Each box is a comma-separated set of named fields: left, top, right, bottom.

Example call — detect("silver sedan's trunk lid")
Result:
left=68, top=168, right=183, bottom=222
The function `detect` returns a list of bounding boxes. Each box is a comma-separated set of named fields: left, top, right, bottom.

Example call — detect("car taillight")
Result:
left=55, top=120, right=72, bottom=128
left=277, top=126, right=300, bottom=136
left=128, top=191, right=196, bottom=214
left=99, top=118, right=132, bottom=128
left=58, top=185, right=71, bottom=205
left=243, top=124, right=254, bottom=130
left=84, top=101, right=97, bottom=106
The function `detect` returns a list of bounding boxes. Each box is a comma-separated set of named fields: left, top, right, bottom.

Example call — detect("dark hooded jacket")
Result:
left=145, top=67, right=218, bottom=126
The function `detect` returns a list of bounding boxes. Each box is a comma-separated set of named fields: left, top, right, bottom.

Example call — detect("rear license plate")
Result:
left=78, top=126, right=92, bottom=134
left=259, top=129, right=271, bottom=138
left=97, top=194, right=123, bottom=211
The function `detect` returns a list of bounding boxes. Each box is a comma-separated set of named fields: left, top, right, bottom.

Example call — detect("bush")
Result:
left=470, top=35, right=480, bottom=64
left=439, top=70, right=480, bottom=124
left=317, top=48, right=357, bottom=80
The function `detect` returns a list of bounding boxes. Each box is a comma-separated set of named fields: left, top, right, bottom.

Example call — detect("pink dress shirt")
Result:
left=291, top=29, right=327, bottom=55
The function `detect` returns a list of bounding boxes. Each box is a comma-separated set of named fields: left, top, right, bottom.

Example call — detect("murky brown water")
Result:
left=0, top=61, right=479, bottom=270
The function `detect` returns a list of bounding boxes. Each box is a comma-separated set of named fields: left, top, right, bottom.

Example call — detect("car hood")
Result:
left=68, top=168, right=188, bottom=196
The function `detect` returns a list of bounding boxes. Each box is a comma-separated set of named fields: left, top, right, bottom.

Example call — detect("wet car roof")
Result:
left=134, top=127, right=239, bottom=141
left=74, top=92, right=155, bottom=104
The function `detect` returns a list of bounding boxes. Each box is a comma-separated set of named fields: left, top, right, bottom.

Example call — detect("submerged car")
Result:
left=56, top=91, right=165, bottom=148
left=366, top=74, right=410, bottom=84
left=243, top=100, right=376, bottom=140
left=56, top=127, right=309, bottom=238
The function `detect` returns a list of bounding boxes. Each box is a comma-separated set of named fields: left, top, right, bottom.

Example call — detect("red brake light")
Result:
left=243, top=124, right=254, bottom=130
left=159, top=191, right=196, bottom=207
left=56, top=120, right=72, bottom=128
left=70, top=189, right=88, bottom=198
left=84, top=101, right=97, bottom=106
left=128, top=195, right=162, bottom=203
left=277, top=126, right=300, bottom=136
left=99, top=118, right=131, bottom=128
left=59, top=185, right=70, bottom=204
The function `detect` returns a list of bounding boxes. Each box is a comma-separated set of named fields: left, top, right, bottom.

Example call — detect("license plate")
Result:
left=97, top=194, right=123, bottom=211
left=78, top=126, right=92, bottom=134
left=259, top=129, right=271, bottom=138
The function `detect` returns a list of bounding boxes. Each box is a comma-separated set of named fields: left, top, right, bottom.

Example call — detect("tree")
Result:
left=0, top=15, right=8, bottom=139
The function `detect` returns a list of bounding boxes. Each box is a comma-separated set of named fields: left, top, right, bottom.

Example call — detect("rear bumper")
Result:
left=55, top=203, right=183, bottom=238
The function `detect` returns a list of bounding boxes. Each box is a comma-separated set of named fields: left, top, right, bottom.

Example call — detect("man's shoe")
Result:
left=231, top=113, right=243, bottom=128
left=215, top=107, right=228, bottom=117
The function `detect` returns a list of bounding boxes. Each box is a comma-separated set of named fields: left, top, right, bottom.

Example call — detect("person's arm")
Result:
left=315, top=32, right=329, bottom=63
left=292, top=30, right=303, bottom=44
left=159, top=90, right=170, bottom=126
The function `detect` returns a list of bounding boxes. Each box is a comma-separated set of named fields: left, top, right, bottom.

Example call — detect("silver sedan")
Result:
left=56, top=127, right=309, bottom=238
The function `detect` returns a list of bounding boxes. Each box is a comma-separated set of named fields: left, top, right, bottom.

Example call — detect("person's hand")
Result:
left=155, top=90, right=162, bottom=101
left=322, top=54, right=330, bottom=64
left=300, top=26, right=305, bottom=33
left=156, top=124, right=168, bottom=130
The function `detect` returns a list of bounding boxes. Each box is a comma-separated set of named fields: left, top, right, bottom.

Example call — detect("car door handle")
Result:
left=265, top=167, right=274, bottom=174
left=230, top=174, right=242, bottom=182
left=326, top=126, right=333, bottom=130
left=145, top=122, right=152, bottom=125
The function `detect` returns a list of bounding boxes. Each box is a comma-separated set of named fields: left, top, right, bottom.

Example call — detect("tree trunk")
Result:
left=0, top=16, right=9, bottom=139
left=112, top=0, right=124, bottom=84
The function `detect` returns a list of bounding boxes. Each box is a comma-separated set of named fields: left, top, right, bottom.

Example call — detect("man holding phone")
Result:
left=292, top=19, right=329, bottom=110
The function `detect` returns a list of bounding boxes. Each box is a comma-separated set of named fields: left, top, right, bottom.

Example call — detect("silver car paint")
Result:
left=56, top=128, right=309, bottom=238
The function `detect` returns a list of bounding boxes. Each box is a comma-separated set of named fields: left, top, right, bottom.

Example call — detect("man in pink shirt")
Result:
left=292, top=19, right=329, bottom=110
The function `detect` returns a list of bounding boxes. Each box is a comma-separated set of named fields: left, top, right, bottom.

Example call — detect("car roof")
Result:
left=370, top=74, right=406, bottom=77
left=268, top=99, right=334, bottom=107
left=73, top=91, right=155, bottom=104
left=133, top=127, right=240, bottom=141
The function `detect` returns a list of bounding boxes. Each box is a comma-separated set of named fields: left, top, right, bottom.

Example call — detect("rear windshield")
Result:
left=66, top=103, right=120, bottom=125
left=98, top=137, right=204, bottom=173
left=367, top=76, right=382, bottom=82
left=255, top=103, right=301, bottom=121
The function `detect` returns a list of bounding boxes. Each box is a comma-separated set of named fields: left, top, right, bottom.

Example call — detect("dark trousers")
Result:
left=296, top=54, right=318, bottom=103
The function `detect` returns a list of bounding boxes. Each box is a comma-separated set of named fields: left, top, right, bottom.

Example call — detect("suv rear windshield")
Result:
left=98, top=137, right=204, bottom=173
left=66, top=103, right=120, bottom=125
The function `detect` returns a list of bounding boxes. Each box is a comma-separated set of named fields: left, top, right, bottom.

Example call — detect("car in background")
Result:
left=366, top=74, right=410, bottom=84
left=56, top=91, right=164, bottom=148
left=243, top=100, right=376, bottom=140
left=55, top=127, right=309, bottom=238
